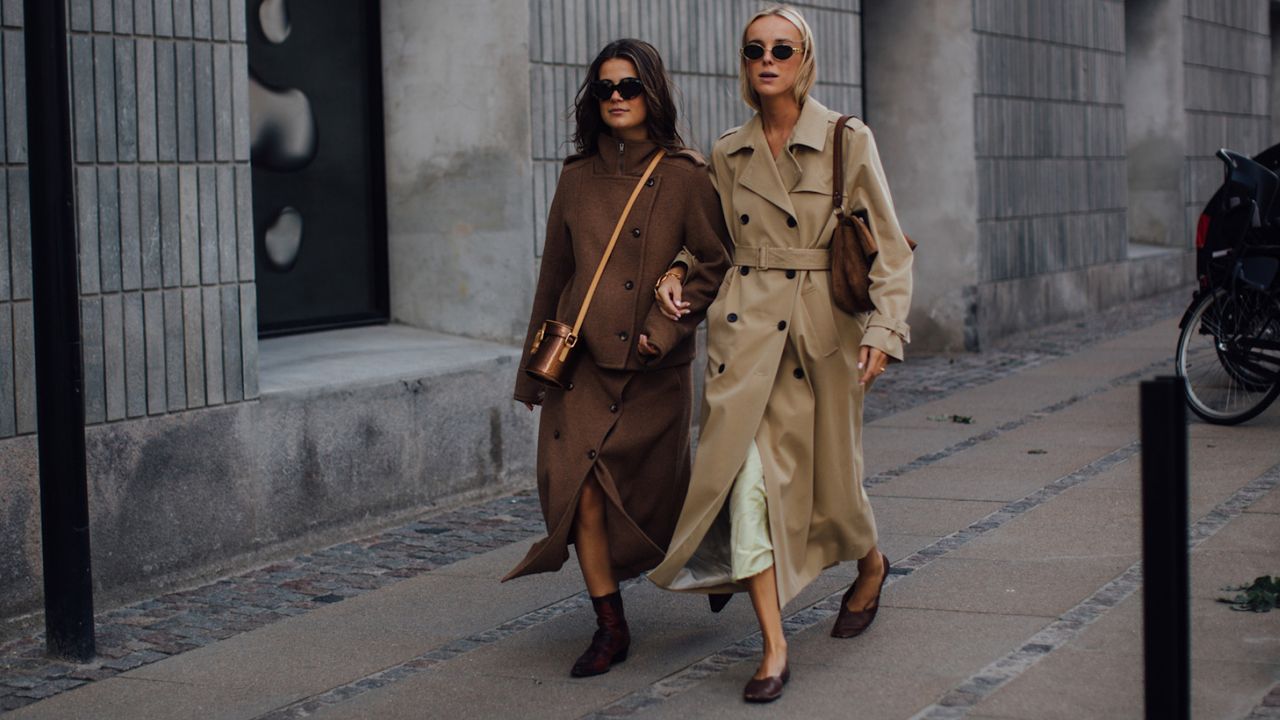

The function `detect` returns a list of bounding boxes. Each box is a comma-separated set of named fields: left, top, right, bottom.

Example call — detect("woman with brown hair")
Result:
left=649, top=4, right=914, bottom=703
left=505, top=39, right=731, bottom=678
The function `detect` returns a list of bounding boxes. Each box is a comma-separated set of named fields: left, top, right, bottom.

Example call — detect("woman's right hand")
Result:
left=655, top=270, right=691, bottom=321
left=523, top=402, right=535, bottom=411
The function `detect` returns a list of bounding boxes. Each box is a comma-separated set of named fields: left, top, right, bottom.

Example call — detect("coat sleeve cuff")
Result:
left=513, top=376, right=545, bottom=405
left=861, top=325, right=905, bottom=363
left=639, top=310, right=691, bottom=365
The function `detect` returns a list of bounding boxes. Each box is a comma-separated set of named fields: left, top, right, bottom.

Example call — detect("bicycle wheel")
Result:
left=1177, top=289, right=1280, bottom=425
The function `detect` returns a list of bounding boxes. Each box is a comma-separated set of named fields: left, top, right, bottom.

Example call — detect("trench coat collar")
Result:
left=591, top=134, right=661, bottom=175
left=724, top=98, right=836, bottom=215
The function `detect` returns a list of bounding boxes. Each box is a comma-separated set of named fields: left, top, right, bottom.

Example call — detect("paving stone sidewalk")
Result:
left=0, top=288, right=1194, bottom=714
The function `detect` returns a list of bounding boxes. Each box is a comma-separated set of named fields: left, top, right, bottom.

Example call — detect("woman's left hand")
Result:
left=637, top=334, right=660, bottom=357
left=858, top=345, right=888, bottom=388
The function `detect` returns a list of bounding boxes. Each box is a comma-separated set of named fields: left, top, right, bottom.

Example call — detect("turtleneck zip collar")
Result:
left=593, top=134, right=661, bottom=176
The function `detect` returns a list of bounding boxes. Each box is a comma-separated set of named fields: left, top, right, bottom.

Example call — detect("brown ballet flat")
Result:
left=709, top=592, right=733, bottom=613
left=831, top=551, right=890, bottom=638
left=571, top=591, right=630, bottom=677
left=743, top=663, right=790, bottom=703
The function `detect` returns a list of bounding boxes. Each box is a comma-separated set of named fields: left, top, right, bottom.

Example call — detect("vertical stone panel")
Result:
left=4, top=30, right=25, bottom=164
left=144, top=290, right=167, bottom=414
left=201, top=284, right=223, bottom=405
left=175, top=41, right=196, bottom=162
left=154, top=0, right=173, bottom=36
left=155, top=40, right=177, bottom=162
left=135, top=0, right=154, bottom=35
left=118, top=165, right=141, bottom=291
left=220, top=285, right=242, bottom=402
left=7, top=169, right=25, bottom=303
left=123, top=292, right=147, bottom=418
left=210, top=0, right=228, bottom=40
left=212, top=43, right=232, bottom=161
left=239, top=283, right=257, bottom=399
left=81, top=297, right=105, bottom=423
left=0, top=302, right=12, bottom=437
left=230, top=44, right=249, bottom=161
left=112, top=36, right=136, bottom=162
left=139, top=166, right=162, bottom=289
left=159, top=165, right=181, bottom=286
left=0, top=170, right=7, bottom=300
left=12, top=300, right=31, bottom=434
left=182, top=286, right=204, bottom=408
left=71, top=35, right=96, bottom=162
left=197, top=165, right=218, bottom=285
left=163, top=288, right=186, bottom=410
left=174, top=0, right=193, bottom=38
left=94, top=36, right=118, bottom=164
left=114, top=0, right=133, bottom=36
left=192, top=0, right=211, bottom=39
left=216, top=164, right=235, bottom=282
left=93, top=0, right=113, bottom=32
left=137, top=39, right=158, bottom=162
left=102, top=293, right=126, bottom=421
left=234, top=164, right=252, bottom=280
left=70, top=0, right=94, bottom=31
left=96, top=165, right=120, bottom=292
left=76, top=168, right=101, bottom=295
left=194, top=43, right=214, bottom=162
left=178, top=164, right=199, bottom=285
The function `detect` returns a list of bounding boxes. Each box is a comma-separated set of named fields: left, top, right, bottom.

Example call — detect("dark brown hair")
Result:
left=572, top=39, right=685, bottom=155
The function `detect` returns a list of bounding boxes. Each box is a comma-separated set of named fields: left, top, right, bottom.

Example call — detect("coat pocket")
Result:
left=798, top=279, right=841, bottom=357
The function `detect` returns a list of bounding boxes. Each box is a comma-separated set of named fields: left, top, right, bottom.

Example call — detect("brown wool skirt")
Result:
left=503, top=353, right=693, bottom=583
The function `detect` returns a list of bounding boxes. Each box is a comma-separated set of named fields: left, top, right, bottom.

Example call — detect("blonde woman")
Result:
left=649, top=4, right=913, bottom=703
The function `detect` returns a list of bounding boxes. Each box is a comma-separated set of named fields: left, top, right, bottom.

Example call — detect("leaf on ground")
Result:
left=927, top=414, right=974, bottom=424
left=1027, top=449, right=1048, bottom=455
left=1219, top=576, right=1279, bottom=612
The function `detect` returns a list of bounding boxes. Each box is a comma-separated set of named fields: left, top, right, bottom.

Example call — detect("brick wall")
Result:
left=1183, top=0, right=1271, bottom=244
left=528, top=0, right=863, bottom=257
left=973, top=0, right=1129, bottom=284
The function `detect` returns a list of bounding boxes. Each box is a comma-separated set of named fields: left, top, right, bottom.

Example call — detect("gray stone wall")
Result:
left=529, top=0, right=863, bottom=258
left=64, top=0, right=258, bottom=433
left=973, top=0, right=1128, bottom=285
left=0, top=3, right=29, bottom=440
left=1183, top=0, right=1271, bottom=244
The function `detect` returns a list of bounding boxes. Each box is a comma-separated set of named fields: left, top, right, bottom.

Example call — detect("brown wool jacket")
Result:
left=514, top=136, right=732, bottom=404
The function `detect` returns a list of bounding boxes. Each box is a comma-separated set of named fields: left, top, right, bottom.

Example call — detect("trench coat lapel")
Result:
left=734, top=117, right=797, bottom=220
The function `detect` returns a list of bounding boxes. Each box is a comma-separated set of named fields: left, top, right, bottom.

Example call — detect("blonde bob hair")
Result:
left=739, top=4, right=817, bottom=111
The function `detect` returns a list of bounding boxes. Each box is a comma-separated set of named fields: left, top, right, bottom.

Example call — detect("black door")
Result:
left=247, top=0, right=388, bottom=336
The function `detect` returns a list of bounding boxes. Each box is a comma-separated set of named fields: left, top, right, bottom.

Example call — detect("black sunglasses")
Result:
left=741, top=42, right=800, bottom=62
left=589, top=77, right=645, bottom=102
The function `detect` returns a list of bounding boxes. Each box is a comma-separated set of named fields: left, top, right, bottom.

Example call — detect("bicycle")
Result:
left=1176, top=148, right=1280, bottom=425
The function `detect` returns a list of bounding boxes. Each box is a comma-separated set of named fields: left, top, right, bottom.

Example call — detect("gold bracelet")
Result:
left=653, top=270, right=684, bottom=296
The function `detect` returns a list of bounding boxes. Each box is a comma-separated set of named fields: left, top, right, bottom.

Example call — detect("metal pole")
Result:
left=1140, top=376, right=1189, bottom=720
left=23, top=0, right=95, bottom=661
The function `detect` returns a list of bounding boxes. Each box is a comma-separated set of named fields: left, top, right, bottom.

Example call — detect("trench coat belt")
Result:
left=733, top=246, right=830, bottom=271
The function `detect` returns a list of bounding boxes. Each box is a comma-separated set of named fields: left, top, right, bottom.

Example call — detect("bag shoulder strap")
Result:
left=568, top=151, right=665, bottom=346
left=832, top=114, right=854, bottom=216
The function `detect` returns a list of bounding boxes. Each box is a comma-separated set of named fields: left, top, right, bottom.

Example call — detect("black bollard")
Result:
left=1139, top=376, right=1190, bottom=720
left=24, top=0, right=96, bottom=660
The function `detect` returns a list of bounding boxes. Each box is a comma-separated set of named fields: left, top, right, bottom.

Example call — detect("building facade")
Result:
left=0, top=0, right=1274, bottom=630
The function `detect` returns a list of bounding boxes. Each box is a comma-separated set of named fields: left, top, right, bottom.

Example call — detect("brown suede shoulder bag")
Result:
left=830, top=115, right=917, bottom=315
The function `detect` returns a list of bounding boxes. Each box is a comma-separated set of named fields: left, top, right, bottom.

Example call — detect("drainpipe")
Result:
left=23, top=0, right=95, bottom=661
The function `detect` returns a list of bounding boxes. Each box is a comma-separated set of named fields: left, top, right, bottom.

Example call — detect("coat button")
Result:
left=587, top=450, right=597, bottom=460
left=786, top=217, right=797, bottom=228
left=618, top=331, right=629, bottom=341
left=740, top=214, right=750, bottom=225
left=631, top=228, right=641, bottom=237
left=727, top=313, right=738, bottom=323
left=624, top=280, right=634, bottom=290
left=786, top=269, right=796, bottom=279
left=739, top=266, right=750, bottom=276
left=646, top=178, right=655, bottom=187
left=609, top=403, right=618, bottom=413
left=553, top=429, right=561, bottom=439
left=777, top=320, right=787, bottom=331
left=718, top=363, right=726, bottom=373
left=793, top=368, right=804, bottom=379
left=567, top=382, right=574, bottom=390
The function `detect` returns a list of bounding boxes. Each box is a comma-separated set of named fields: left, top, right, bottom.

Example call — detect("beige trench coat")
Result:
left=648, top=98, right=913, bottom=608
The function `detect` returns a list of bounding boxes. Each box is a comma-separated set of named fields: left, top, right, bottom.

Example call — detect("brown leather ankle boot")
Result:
left=570, top=591, right=630, bottom=677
